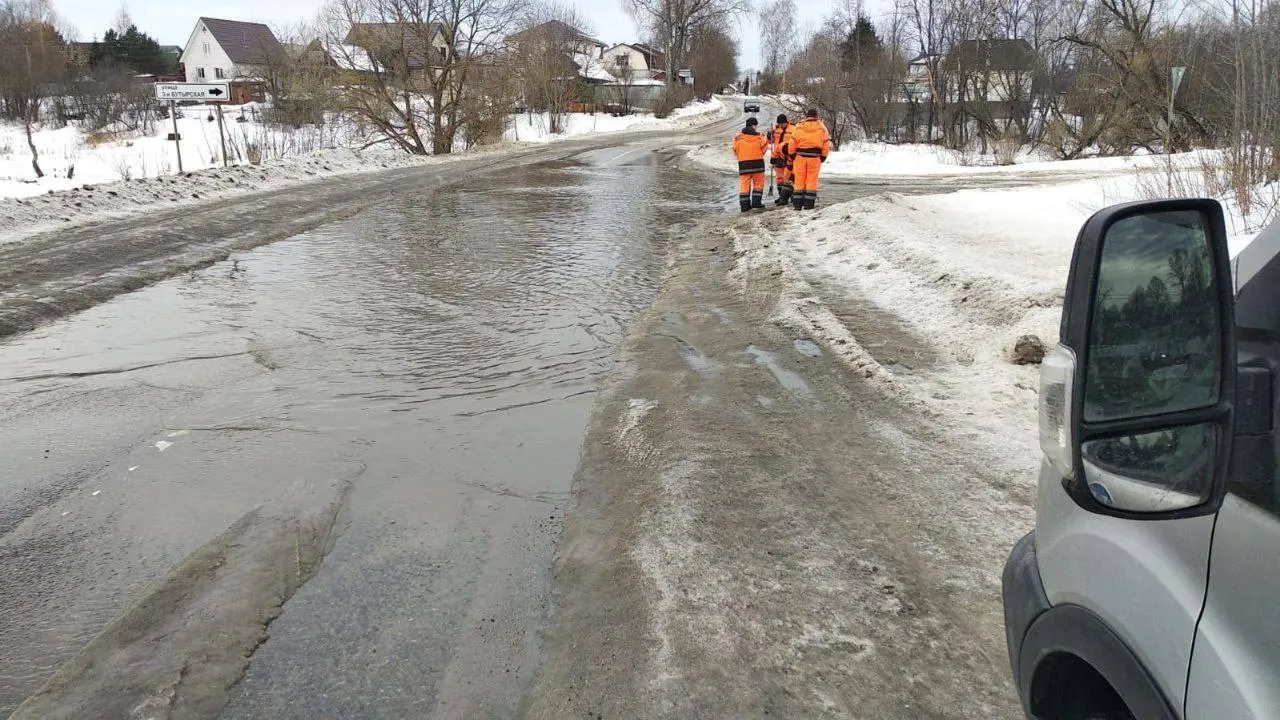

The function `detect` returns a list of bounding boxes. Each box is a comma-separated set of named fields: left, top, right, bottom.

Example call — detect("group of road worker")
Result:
left=732, top=108, right=831, bottom=213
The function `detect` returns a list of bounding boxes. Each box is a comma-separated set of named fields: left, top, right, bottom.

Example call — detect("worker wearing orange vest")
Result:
left=769, top=114, right=794, bottom=206
left=788, top=109, right=832, bottom=211
left=733, top=116, right=769, bottom=212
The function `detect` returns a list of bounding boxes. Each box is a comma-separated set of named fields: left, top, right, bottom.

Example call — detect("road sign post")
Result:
left=169, top=100, right=183, bottom=174
left=1166, top=66, right=1187, bottom=195
left=155, top=83, right=231, bottom=175
left=216, top=105, right=229, bottom=168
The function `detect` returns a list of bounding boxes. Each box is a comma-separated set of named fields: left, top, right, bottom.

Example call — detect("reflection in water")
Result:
left=0, top=153, right=721, bottom=714
left=1, top=159, right=712, bottom=422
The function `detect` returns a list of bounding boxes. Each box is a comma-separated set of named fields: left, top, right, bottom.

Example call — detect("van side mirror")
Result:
left=1042, top=199, right=1236, bottom=517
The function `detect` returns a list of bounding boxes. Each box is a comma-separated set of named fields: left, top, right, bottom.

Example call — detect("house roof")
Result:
left=198, top=18, right=284, bottom=65
left=506, top=20, right=605, bottom=48
left=944, top=39, right=1036, bottom=72
left=908, top=53, right=940, bottom=64
left=343, top=22, right=444, bottom=47
left=632, top=43, right=665, bottom=61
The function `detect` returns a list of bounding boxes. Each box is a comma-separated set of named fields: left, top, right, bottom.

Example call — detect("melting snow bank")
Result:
left=728, top=181, right=1134, bottom=483
left=0, top=145, right=492, bottom=244
left=731, top=176, right=1267, bottom=484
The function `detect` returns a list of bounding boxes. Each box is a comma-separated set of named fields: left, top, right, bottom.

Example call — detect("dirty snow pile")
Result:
left=0, top=144, right=468, bottom=243
left=732, top=175, right=1247, bottom=483
left=736, top=168, right=1271, bottom=482
left=505, top=97, right=729, bottom=143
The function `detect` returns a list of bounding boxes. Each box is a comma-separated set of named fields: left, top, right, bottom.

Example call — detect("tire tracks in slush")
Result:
left=528, top=213, right=1028, bottom=719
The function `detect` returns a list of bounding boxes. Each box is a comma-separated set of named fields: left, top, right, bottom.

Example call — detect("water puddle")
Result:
left=793, top=339, right=823, bottom=358
left=0, top=150, right=729, bottom=714
left=746, top=346, right=813, bottom=401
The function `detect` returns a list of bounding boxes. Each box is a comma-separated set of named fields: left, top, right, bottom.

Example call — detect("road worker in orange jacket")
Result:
left=788, top=108, right=832, bottom=211
left=769, top=114, right=795, bottom=206
left=733, top=116, right=769, bottom=212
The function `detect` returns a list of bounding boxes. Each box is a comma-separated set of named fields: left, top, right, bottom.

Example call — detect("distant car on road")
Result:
left=743, top=98, right=761, bottom=113
left=1003, top=204, right=1280, bottom=720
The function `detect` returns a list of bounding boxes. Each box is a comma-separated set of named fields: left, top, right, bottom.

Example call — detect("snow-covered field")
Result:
left=690, top=135, right=1217, bottom=179
left=734, top=173, right=1270, bottom=486
left=0, top=105, right=368, bottom=200
left=0, top=97, right=728, bottom=241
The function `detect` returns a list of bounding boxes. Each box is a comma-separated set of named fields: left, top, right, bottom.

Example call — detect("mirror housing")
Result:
left=1057, top=199, right=1236, bottom=519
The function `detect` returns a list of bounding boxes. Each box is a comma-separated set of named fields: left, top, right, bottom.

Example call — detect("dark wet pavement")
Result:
left=0, top=142, right=728, bottom=716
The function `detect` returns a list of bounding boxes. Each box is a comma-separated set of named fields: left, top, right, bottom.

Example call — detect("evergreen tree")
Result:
left=840, top=16, right=882, bottom=73
left=90, top=24, right=167, bottom=75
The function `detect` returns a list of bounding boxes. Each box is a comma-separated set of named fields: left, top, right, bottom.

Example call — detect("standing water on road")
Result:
left=0, top=147, right=721, bottom=717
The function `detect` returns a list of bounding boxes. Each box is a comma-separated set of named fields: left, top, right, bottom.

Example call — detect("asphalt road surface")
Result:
left=1, top=108, right=1025, bottom=719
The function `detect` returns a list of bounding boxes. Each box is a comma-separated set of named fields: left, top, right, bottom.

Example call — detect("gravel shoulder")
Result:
left=528, top=210, right=1029, bottom=718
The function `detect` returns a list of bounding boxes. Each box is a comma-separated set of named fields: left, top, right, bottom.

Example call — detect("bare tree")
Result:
left=271, top=21, right=339, bottom=125
left=604, top=52, right=639, bottom=113
left=511, top=1, right=595, bottom=134
left=784, top=23, right=850, bottom=147
left=322, top=0, right=525, bottom=155
left=0, top=0, right=71, bottom=178
left=688, top=21, right=738, bottom=98
left=621, top=0, right=753, bottom=86
left=759, top=0, right=796, bottom=84
left=458, top=53, right=519, bottom=147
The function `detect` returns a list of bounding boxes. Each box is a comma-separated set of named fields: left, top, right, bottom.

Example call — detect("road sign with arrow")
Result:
left=154, top=83, right=231, bottom=102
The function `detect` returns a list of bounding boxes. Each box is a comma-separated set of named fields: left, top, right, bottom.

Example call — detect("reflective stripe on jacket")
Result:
left=770, top=124, right=793, bottom=167
left=789, top=118, right=831, bottom=160
left=733, top=129, right=769, bottom=174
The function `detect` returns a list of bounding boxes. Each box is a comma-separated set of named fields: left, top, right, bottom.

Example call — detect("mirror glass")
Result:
left=1083, top=210, right=1220, bottom=422
left=1082, top=423, right=1216, bottom=512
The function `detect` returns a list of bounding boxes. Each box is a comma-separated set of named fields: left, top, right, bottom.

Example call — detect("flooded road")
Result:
left=0, top=142, right=728, bottom=717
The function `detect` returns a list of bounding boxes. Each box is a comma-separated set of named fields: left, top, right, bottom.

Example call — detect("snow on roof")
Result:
left=327, top=44, right=378, bottom=73
left=574, top=53, right=616, bottom=82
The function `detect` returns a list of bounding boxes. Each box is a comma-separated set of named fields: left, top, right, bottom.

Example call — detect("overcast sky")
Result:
left=51, top=0, right=893, bottom=71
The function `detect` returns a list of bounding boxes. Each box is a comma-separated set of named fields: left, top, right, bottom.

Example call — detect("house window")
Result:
left=215, top=67, right=225, bottom=79
left=197, top=67, right=206, bottom=79
left=203, top=42, right=210, bottom=54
